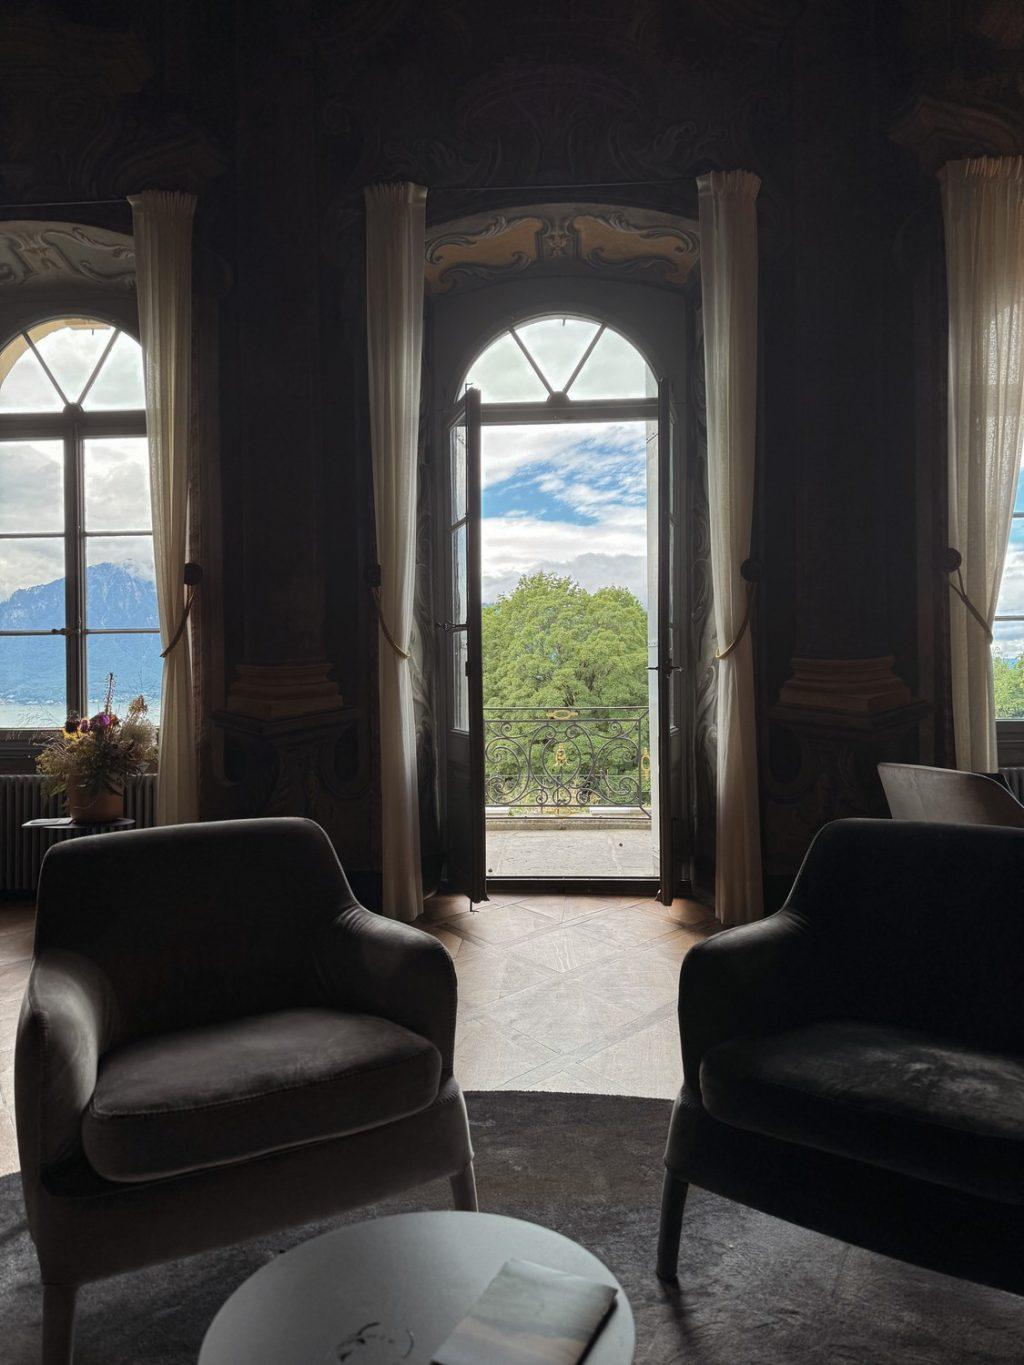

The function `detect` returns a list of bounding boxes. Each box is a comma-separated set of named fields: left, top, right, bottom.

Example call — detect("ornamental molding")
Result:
left=890, top=93, right=1024, bottom=174
left=425, top=203, right=700, bottom=297
left=0, top=221, right=135, bottom=291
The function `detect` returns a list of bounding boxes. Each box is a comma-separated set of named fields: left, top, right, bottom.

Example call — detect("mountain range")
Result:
left=0, top=563, right=162, bottom=708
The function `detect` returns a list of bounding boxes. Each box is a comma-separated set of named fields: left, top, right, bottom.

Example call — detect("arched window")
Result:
left=464, top=316, right=654, bottom=404
left=0, top=317, right=159, bottom=730
left=994, top=465, right=1024, bottom=720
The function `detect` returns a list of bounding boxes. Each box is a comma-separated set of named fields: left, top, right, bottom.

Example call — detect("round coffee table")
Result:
left=199, top=1211, right=635, bottom=1364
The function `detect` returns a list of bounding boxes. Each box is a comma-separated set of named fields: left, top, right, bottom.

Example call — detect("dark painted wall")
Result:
left=2, top=0, right=1022, bottom=893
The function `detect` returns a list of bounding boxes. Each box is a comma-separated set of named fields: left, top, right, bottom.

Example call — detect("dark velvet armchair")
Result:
left=658, top=818, right=1024, bottom=1294
left=16, top=818, right=476, bottom=1364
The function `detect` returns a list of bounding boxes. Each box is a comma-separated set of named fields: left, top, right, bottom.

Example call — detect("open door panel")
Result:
left=441, top=387, right=486, bottom=903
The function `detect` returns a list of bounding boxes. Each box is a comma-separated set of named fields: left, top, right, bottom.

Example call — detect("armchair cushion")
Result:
left=82, top=1007, right=442, bottom=1183
left=701, top=1019, right=1024, bottom=1206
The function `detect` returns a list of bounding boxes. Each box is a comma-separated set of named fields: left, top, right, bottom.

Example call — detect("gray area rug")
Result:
left=3, top=1090, right=1023, bottom=1363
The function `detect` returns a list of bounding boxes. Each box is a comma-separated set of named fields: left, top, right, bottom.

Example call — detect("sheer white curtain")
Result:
left=698, top=170, right=763, bottom=926
left=365, top=182, right=427, bottom=922
left=941, top=156, right=1024, bottom=772
left=129, top=191, right=198, bottom=825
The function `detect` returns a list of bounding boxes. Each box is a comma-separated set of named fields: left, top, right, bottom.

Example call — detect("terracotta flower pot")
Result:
left=67, top=783, right=124, bottom=824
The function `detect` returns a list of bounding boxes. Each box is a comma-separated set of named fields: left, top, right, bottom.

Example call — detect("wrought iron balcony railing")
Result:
left=483, top=706, right=651, bottom=814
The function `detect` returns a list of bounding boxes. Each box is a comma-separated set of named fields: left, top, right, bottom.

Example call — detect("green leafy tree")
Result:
left=481, top=572, right=651, bottom=809
left=482, top=571, right=648, bottom=708
left=994, top=654, right=1024, bottom=719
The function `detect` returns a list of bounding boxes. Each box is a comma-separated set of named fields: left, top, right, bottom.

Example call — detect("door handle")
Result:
left=435, top=620, right=467, bottom=633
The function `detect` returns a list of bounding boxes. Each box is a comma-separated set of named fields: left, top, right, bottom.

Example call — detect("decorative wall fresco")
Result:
left=0, top=222, right=135, bottom=291
left=2, top=0, right=1022, bottom=893
left=426, top=205, right=699, bottom=296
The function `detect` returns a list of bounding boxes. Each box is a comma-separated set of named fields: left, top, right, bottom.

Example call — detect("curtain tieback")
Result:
left=716, top=559, right=762, bottom=661
left=367, top=564, right=410, bottom=661
left=161, top=563, right=202, bottom=659
left=942, top=548, right=993, bottom=643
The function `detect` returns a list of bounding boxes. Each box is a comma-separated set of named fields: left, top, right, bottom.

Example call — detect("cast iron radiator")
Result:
left=0, top=774, right=157, bottom=894
left=1001, top=766, right=1024, bottom=805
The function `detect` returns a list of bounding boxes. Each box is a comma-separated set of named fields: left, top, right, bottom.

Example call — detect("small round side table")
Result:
left=199, top=1211, right=635, bottom=1364
left=22, top=816, right=135, bottom=837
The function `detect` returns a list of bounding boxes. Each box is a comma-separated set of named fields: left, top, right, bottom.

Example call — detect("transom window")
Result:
left=465, top=317, right=654, bottom=405
left=994, top=462, right=1024, bottom=720
left=0, top=317, right=161, bottom=730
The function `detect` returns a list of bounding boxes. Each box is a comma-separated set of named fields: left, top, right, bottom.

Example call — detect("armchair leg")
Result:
left=656, top=1171, right=689, bottom=1282
left=42, top=1282, right=78, bottom=1365
left=450, top=1160, right=478, bottom=1212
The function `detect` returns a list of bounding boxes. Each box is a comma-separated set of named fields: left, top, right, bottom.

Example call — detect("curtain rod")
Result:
left=1, top=177, right=697, bottom=214
left=423, top=176, right=696, bottom=194
left=0, top=197, right=129, bottom=214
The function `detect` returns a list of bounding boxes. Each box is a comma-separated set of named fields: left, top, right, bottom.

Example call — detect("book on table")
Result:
left=432, top=1258, right=618, bottom=1365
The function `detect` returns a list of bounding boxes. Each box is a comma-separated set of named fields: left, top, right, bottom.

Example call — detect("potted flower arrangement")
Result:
left=36, top=674, right=158, bottom=823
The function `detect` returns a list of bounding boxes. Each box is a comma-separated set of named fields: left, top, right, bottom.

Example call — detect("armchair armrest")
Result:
left=680, top=910, right=826, bottom=1097
left=312, top=906, right=458, bottom=1077
left=15, top=951, right=115, bottom=1179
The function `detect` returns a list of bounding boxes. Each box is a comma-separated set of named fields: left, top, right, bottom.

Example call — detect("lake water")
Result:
left=0, top=700, right=162, bottom=729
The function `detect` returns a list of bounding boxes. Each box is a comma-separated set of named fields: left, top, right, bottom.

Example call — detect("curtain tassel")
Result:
left=366, top=563, right=410, bottom=661
left=942, top=548, right=993, bottom=643
left=160, top=563, right=202, bottom=658
left=716, top=559, right=762, bottom=661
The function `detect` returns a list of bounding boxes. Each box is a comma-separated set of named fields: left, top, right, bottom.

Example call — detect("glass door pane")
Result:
left=443, top=388, right=485, bottom=901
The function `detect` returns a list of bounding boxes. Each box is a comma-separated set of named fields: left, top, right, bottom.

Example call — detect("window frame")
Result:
left=996, top=496, right=1024, bottom=761
left=462, top=313, right=659, bottom=416
left=0, top=309, right=155, bottom=747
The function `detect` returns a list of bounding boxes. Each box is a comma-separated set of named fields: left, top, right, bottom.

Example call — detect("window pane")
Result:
left=29, top=319, right=114, bottom=404
left=0, top=634, right=66, bottom=727
left=1015, top=466, right=1024, bottom=515
left=570, top=326, right=653, bottom=399
left=0, top=537, right=65, bottom=615
left=464, top=332, right=547, bottom=402
left=0, top=440, right=63, bottom=532
left=996, top=519, right=1024, bottom=619
left=993, top=614, right=1024, bottom=719
left=452, top=523, right=467, bottom=623
left=86, top=632, right=163, bottom=725
left=451, top=421, right=467, bottom=522
left=452, top=628, right=468, bottom=731
left=82, top=331, right=145, bottom=410
left=86, top=537, right=158, bottom=628
left=0, top=341, right=62, bottom=412
left=514, top=318, right=600, bottom=392
left=84, top=437, right=151, bottom=530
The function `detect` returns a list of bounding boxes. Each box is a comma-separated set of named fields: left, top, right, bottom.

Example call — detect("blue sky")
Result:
left=481, top=421, right=651, bottom=606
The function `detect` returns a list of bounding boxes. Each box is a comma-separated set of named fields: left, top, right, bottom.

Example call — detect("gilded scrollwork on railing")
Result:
left=484, top=706, right=651, bottom=813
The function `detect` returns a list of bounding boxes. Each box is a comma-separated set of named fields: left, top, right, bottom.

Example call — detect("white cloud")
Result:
left=482, top=509, right=649, bottom=606
left=483, top=551, right=649, bottom=606
left=480, top=420, right=653, bottom=607
left=0, top=538, right=64, bottom=601
left=996, top=538, right=1023, bottom=617
left=84, top=438, right=151, bottom=530
left=0, top=441, right=62, bottom=532
left=481, top=422, right=649, bottom=489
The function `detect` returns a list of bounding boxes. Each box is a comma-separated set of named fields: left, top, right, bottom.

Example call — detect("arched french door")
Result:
left=430, top=275, right=698, bottom=906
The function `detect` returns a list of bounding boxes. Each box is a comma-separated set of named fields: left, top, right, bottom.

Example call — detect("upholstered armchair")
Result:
left=658, top=818, right=1024, bottom=1294
left=879, top=761, right=1024, bottom=827
left=16, top=818, right=475, bottom=1364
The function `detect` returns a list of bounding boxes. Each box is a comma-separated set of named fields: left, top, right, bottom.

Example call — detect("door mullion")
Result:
left=66, top=422, right=86, bottom=715
left=62, top=431, right=76, bottom=718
